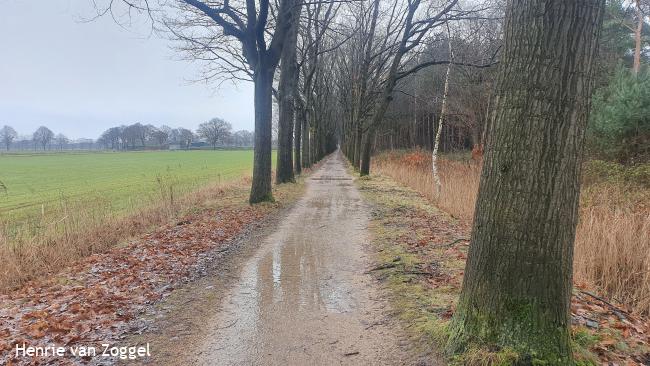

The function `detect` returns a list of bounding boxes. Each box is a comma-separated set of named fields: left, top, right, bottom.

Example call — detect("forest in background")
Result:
left=364, top=0, right=649, bottom=166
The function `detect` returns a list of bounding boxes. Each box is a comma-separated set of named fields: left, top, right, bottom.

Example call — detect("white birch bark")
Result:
left=432, top=24, right=453, bottom=197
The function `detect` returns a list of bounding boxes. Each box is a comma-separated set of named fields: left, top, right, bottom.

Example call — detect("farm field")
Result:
left=0, top=149, right=280, bottom=290
left=0, top=150, right=269, bottom=228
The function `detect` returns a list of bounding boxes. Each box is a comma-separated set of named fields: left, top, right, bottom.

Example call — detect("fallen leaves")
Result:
left=0, top=189, right=279, bottom=365
left=572, top=290, right=650, bottom=364
left=361, top=174, right=650, bottom=365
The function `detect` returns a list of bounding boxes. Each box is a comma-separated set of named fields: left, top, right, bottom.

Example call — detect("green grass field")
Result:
left=0, top=150, right=269, bottom=226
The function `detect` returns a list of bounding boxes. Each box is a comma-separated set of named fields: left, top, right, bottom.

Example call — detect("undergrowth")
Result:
left=356, top=170, right=649, bottom=365
left=374, top=150, right=650, bottom=315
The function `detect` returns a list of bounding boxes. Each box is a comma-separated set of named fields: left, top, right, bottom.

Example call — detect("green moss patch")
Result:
left=355, top=172, right=650, bottom=365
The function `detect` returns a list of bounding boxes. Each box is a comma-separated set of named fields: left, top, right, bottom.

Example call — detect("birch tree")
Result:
left=431, top=23, right=453, bottom=196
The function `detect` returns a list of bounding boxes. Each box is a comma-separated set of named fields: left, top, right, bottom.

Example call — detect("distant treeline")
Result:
left=0, top=118, right=254, bottom=152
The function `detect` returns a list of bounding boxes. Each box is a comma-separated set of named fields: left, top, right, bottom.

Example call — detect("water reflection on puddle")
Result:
left=199, top=156, right=369, bottom=364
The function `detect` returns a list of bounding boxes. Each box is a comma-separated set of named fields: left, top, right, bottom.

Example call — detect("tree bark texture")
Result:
left=249, top=67, right=276, bottom=203
left=276, top=3, right=302, bottom=183
left=448, top=1, right=604, bottom=363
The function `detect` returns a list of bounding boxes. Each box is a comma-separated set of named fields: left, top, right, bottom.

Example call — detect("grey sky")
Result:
left=0, top=0, right=255, bottom=140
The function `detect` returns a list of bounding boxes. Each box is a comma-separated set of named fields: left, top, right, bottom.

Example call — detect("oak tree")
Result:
left=447, top=0, right=605, bottom=362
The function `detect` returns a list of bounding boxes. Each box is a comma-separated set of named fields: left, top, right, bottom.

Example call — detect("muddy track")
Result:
left=129, top=152, right=421, bottom=365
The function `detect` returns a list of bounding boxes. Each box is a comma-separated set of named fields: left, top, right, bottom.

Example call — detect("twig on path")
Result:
left=580, top=291, right=632, bottom=320
left=216, top=319, right=238, bottom=330
left=344, top=351, right=360, bottom=356
left=365, top=263, right=397, bottom=273
left=364, top=321, right=386, bottom=330
left=400, top=270, right=434, bottom=276
left=436, top=238, right=469, bottom=248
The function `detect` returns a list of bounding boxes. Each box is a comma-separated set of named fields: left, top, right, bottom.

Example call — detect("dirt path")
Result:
left=133, top=152, right=417, bottom=365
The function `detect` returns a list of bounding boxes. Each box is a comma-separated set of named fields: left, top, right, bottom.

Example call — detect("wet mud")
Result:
left=132, top=153, right=417, bottom=365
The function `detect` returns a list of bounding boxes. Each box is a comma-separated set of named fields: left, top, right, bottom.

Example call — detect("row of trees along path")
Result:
left=103, top=0, right=605, bottom=363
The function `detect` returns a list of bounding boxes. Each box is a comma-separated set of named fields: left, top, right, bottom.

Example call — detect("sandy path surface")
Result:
left=133, top=152, right=417, bottom=365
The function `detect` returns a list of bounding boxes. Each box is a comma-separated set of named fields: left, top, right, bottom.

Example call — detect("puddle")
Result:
left=135, top=153, right=418, bottom=365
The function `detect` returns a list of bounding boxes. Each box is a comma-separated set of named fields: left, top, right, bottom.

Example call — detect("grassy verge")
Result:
left=374, top=150, right=650, bottom=315
left=357, top=174, right=467, bottom=362
left=0, top=162, right=298, bottom=292
left=356, top=172, right=649, bottom=365
left=0, top=150, right=281, bottom=291
left=1, top=174, right=307, bottom=365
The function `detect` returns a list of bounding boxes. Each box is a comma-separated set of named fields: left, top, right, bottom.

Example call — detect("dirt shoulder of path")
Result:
left=356, top=173, right=650, bottom=365
left=0, top=177, right=307, bottom=366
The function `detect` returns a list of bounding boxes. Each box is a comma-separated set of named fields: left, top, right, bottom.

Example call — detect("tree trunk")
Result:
left=634, top=0, right=643, bottom=75
left=294, top=102, right=304, bottom=174
left=359, top=69, right=397, bottom=176
left=353, top=125, right=362, bottom=170
left=358, top=0, right=419, bottom=176
left=302, top=118, right=310, bottom=169
left=432, top=29, right=453, bottom=197
left=447, top=0, right=605, bottom=363
left=276, top=3, right=301, bottom=184
left=311, top=129, right=317, bottom=164
left=359, top=129, right=373, bottom=175
left=250, top=67, right=275, bottom=203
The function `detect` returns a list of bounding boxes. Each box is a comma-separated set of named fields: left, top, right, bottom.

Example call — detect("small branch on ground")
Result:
left=580, top=290, right=632, bottom=319
left=436, top=238, right=469, bottom=248
left=365, top=262, right=398, bottom=273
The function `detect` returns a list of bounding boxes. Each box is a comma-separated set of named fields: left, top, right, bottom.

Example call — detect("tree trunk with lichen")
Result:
left=447, top=0, right=604, bottom=363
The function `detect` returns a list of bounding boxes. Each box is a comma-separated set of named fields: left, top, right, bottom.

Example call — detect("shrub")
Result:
left=589, top=66, right=650, bottom=163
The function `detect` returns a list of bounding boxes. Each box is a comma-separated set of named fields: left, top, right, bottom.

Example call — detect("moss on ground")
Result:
left=354, top=173, right=615, bottom=366
left=356, top=174, right=463, bottom=361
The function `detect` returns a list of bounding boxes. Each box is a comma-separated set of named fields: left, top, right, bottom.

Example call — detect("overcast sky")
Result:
left=0, top=0, right=255, bottom=140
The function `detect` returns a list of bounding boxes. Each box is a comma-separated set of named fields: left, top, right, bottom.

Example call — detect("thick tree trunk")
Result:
left=249, top=67, right=275, bottom=203
left=276, top=3, right=301, bottom=184
left=447, top=0, right=604, bottom=363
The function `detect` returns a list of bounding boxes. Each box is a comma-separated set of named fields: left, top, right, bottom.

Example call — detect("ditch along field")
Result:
left=373, top=150, right=650, bottom=316
left=0, top=150, right=274, bottom=291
